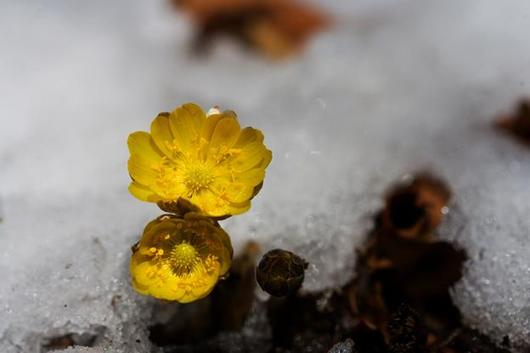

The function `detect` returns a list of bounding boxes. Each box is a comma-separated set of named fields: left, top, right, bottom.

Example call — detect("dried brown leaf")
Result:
left=172, top=0, right=330, bottom=58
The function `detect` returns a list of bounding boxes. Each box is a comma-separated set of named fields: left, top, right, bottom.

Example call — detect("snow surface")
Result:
left=328, top=339, right=355, bottom=353
left=1, top=0, right=530, bottom=351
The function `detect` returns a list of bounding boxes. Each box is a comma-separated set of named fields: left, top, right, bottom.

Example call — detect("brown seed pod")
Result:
left=256, top=249, right=308, bottom=297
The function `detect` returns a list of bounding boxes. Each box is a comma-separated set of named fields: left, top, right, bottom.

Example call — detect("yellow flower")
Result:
left=127, top=103, right=272, bottom=217
left=130, top=213, right=233, bottom=303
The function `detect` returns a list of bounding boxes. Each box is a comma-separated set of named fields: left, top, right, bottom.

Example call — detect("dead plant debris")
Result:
left=171, top=0, right=330, bottom=58
left=348, top=173, right=466, bottom=344
left=495, top=98, right=530, bottom=145
left=41, top=326, right=106, bottom=352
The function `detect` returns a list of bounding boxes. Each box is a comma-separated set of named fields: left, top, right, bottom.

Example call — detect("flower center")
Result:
left=184, top=164, right=214, bottom=194
left=169, top=242, right=199, bottom=276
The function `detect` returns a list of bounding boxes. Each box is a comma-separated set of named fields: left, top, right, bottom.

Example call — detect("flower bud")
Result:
left=256, top=249, right=308, bottom=297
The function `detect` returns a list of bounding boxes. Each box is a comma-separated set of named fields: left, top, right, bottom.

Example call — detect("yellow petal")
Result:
left=209, top=116, right=241, bottom=149
left=155, top=276, right=188, bottom=301
left=225, top=184, right=255, bottom=203
left=128, top=155, right=159, bottom=186
left=169, top=103, right=206, bottom=150
left=222, top=142, right=270, bottom=172
left=128, top=131, right=162, bottom=161
left=260, top=149, right=272, bottom=169
left=234, top=127, right=266, bottom=147
left=129, top=182, right=159, bottom=202
left=130, top=261, right=158, bottom=292
left=131, top=261, right=187, bottom=301
left=179, top=276, right=218, bottom=303
left=150, top=113, right=175, bottom=158
left=225, top=201, right=251, bottom=216
left=188, top=190, right=225, bottom=217
left=202, top=113, right=224, bottom=141
left=234, top=127, right=258, bottom=146
left=235, top=168, right=266, bottom=185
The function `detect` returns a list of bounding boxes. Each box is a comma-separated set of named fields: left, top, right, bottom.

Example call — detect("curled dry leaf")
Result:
left=348, top=173, right=466, bottom=347
left=380, top=173, right=451, bottom=241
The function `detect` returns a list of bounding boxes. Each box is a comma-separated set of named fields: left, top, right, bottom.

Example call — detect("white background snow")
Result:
left=1, top=0, right=530, bottom=351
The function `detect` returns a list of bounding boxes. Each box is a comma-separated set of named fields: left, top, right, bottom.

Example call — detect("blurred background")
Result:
left=1, top=0, right=530, bottom=352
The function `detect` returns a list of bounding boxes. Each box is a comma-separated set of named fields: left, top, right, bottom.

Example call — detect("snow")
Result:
left=328, top=339, right=355, bottom=353
left=1, top=0, right=530, bottom=351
